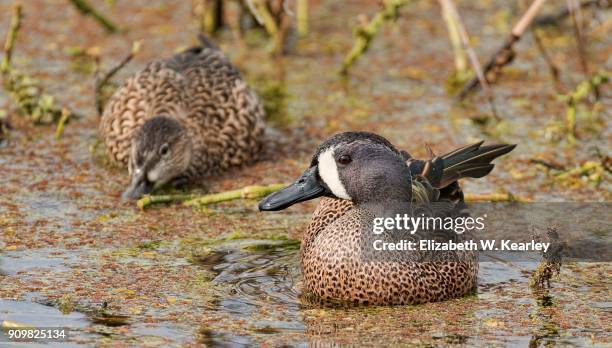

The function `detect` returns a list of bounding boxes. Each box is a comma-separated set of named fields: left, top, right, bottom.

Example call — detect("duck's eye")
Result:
left=338, top=154, right=352, bottom=165
left=160, top=144, right=169, bottom=157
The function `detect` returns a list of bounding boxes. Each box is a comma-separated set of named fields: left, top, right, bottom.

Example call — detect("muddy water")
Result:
left=1, top=234, right=610, bottom=346
left=0, top=0, right=610, bottom=346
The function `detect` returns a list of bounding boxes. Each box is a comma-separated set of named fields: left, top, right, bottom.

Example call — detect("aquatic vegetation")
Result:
left=137, top=183, right=287, bottom=209
left=1, top=4, right=76, bottom=127
left=560, top=70, right=609, bottom=144
left=340, top=0, right=412, bottom=75
left=67, top=0, right=119, bottom=33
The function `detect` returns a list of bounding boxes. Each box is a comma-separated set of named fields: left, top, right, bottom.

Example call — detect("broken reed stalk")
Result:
left=137, top=184, right=287, bottom=209
left=340, top=0, right=411, bottom=75
left=464, top=192, right=531, bottom=203
left=530, top=27, right=563, bottom=91
left=184, top=184, right=287, bottom=206
left=54, top=108, right=71, bottom=140
left=94, top=41, right=141, bottom=116
left=532, top=0, right=610, bottom=27
left=1, top=3, right=22, bottom=74
left=297, top=0, right=309, bottom=37
left=438, top=0, right=467, bottom=73
left=245, top=0, right=288, bottom=55
left=247, top=0, right=279, bottom=36
left=275, top=9, right=291, bottom=56
left=442, top=0, right=498, bottom=118
left=567, top=0, right=599, bottom=99
left=68, top=0, right=119, bottom=33
left=1, top=320, right=33, bottom=329
left=137, top=193, right=201, bottom=210
left=192, top=0, right=224, bottom=36
left=458, top=0, right=547, bottom=100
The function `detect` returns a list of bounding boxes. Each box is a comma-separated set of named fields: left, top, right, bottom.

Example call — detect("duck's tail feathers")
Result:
left=179, top=34, right=220, bottom=57
left=169, top=35, right=220, bottom=71
left=197, top=34, right=219, bottom=50
left=439, top=142, right=516, bottom=188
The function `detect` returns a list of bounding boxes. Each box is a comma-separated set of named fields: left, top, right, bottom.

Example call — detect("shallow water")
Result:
left=1, top=234, right=610, bottom=346
left=0, top=299, right=91, bottom=347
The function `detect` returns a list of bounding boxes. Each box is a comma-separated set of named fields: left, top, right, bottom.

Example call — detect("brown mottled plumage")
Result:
left=260, top=132, right=515, bottom=305
left=100, top=36, right=265, bottom=199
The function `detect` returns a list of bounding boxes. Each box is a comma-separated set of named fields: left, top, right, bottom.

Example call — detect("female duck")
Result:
left=100, top=36, right=265, bottom=199
left=259, top=132, right=515, bottom=305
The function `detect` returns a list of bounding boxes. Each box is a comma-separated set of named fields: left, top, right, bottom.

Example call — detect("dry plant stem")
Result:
left=245, top=0, right=264, bottom=25
left=94, top=41, right=141, bottom=116
left=55, top=108, right=71, bottom=140
left=137, top=194, right=200, bottom=210
left=438, top=0, right=467, bottom=73
left=533, top=0, right=609, bottom=27
left=297, top=0, right=309, bottom=37
left=530, top=27, right=563, bottom=92
left=530, top=158, right=566, bottom=171
left=459, top=0, right=547, bottom=99
left=443, top=0, right=498, bottom=118
left=567, top=0, right=600, bottom=99
left=184, top=184, right=287, bottom=206
left=275, top=9, right=291, bottom=56
left=249, top=0, right=279, bottom=36
left=68, top=0, right=118, bottom=33
left=246, top=0, right=287, bottom=55
left=193, top=0, right=224, bottom=35
left=340, top=0, right=411, bottom=75
left=1, top=4, right=22, bottom=74
left=2, top=320, right=32, bottom=329
left=137, top=184, right=288, bottom=209
left=464, top=193, right=531, bottom=203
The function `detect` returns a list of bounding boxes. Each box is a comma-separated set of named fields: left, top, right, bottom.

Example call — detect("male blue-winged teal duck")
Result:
left=259, top=132, right=515, bottom=305
left=100, top=36, right=265, bottom=199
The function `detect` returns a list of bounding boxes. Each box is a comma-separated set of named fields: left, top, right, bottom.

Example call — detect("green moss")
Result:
left=58, top=294, right=75, bottom=314
left=137, top=240, right=164, bottom=250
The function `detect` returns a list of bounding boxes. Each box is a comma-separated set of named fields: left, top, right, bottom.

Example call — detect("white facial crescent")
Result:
left=318, top=147, right=351, bottom=200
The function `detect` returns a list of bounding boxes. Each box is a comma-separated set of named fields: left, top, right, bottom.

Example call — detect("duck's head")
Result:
left=122, top=116, right=193, bottom=200
left=259, top=131, right=412, bottom=211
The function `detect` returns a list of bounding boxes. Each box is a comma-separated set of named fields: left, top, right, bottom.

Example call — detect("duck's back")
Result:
left=100, top=38, right=265, bottom=173
left=100, top=58, right=187, bottom=165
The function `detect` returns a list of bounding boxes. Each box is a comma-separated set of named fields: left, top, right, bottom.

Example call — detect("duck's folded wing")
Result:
left=439, top=142, right=516, bottom=188
left=407, top=142, right=516, bottom=189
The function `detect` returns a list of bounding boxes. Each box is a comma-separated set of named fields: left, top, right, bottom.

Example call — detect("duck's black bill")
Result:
left=121, top=173, right=154, bottom=201
left=259, top=166, right=325, bottom=211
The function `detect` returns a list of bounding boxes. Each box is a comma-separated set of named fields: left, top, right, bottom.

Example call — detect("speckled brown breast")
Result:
left=99, top=45, right=265, bottom=178
left=300, top=194, right=478, bottom=305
